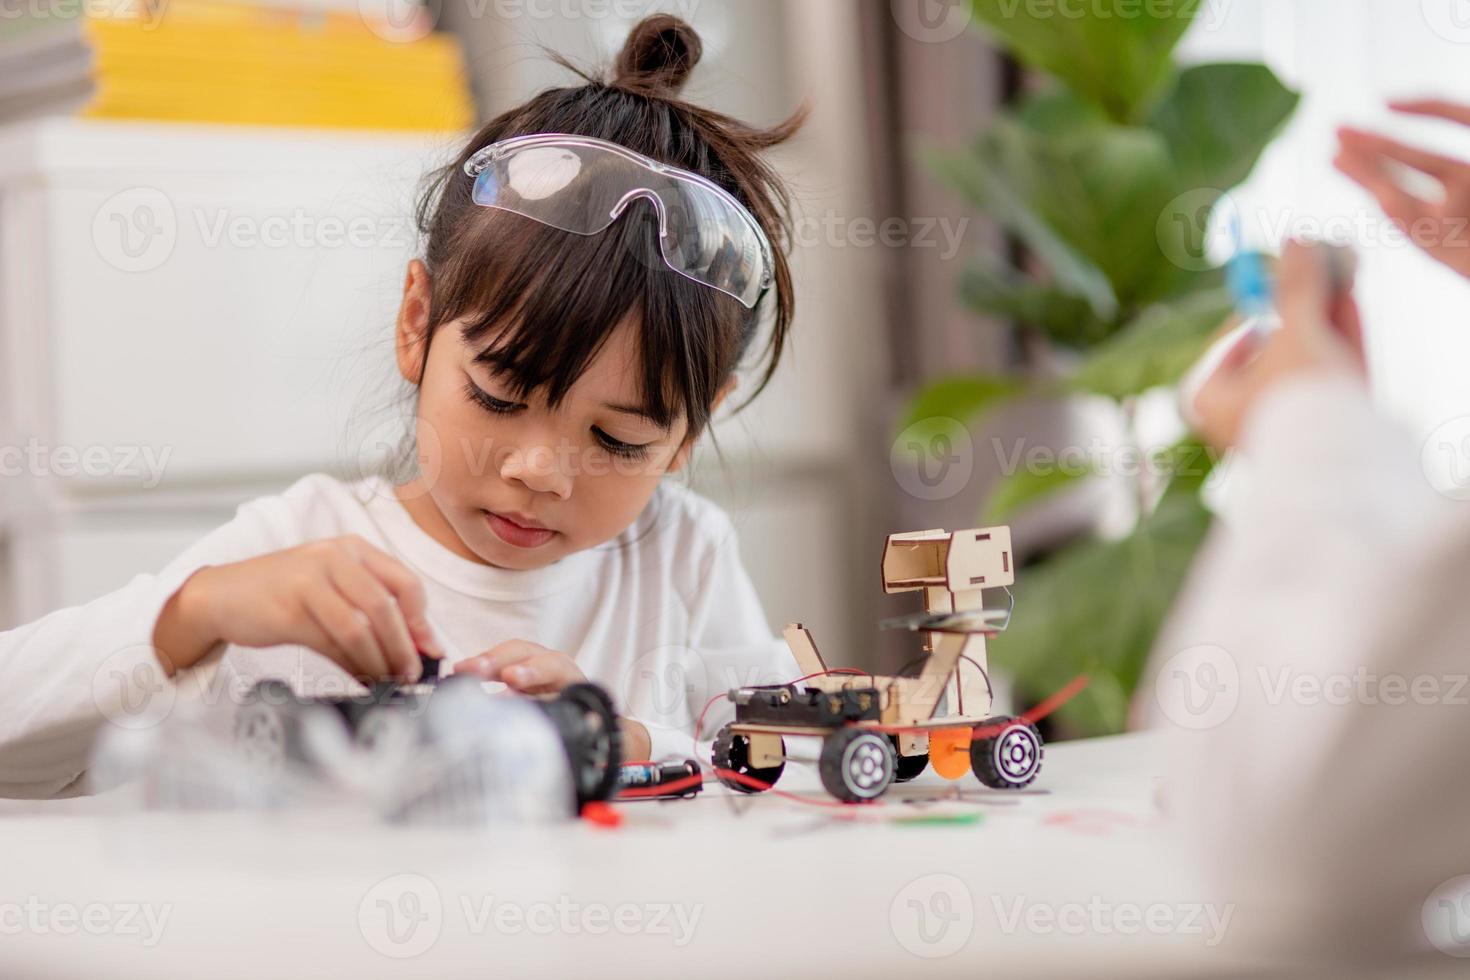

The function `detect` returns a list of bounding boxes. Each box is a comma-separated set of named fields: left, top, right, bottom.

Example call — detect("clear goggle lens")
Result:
left=464, top=134, right=773, bottom=310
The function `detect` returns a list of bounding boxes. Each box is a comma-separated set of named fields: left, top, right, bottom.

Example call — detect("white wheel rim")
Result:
left=995, top=726, right=1039, bottom=783
left=842, top=736, right=892, bottom=797
left=238, top=709, right=285, bottom=768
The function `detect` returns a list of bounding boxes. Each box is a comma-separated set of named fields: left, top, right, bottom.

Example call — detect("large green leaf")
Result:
left=953, top=116, right=1187, bottom=313
left=1068, top=288, right=1234, bottom=399
left=1155, top=436, right=1220, bottom=496
left=990, top=486, right=1214, bottom=734
left=1151, top=63, right=1301, bottom=191
left=901, top=375, right=1024, bottom=432
left=922, top=138, right=1119, bottom=319
left=984, top=464, right=1092, bottom=523
left=971, top=0, right=1204, bottom=122
left=960, top=261, right=1112, bottom=348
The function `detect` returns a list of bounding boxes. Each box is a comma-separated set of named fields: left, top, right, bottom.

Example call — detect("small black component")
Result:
left=889, top=735, right=930, bottom=782
left=731, top=684, right=881, bottom=726
left=617, top=759, right=702, bottom=799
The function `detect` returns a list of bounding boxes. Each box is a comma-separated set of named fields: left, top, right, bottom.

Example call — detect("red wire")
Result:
left=613, top=769, right=862, bottom=808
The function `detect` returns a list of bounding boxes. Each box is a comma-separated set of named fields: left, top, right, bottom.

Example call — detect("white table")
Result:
left=0, top=732, right=1278, bottom=978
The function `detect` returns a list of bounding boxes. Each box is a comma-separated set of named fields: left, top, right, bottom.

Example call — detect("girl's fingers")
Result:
left=1332, top=293, right=1368, bottom=373
left=1278, top=240, right=1331, bottom=333
left=328, top=557, right=419, bottom=680
left=1389, top=98, right=1470, bottom=128
left=305, top=586, right=391, bottom=682
left=1338, top=127, right=1461, bottom=180
left=453, top=643, right=533, bottom=681
left=1333, top=147, right=1430, bottom=229
left=358, top=546, right=442, bottom=659
left=1215, top=322, right=1267, bottom=376
left=290, top=611, right=352, bottom=672
left=502, top=654, right=580, bottom=694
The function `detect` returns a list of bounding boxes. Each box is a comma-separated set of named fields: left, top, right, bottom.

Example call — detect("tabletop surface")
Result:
left=0, top=732, right=1249, bottom=979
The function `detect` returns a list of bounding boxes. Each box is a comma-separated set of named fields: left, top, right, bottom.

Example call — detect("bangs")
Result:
left=428, top=199, right=735, bottom=435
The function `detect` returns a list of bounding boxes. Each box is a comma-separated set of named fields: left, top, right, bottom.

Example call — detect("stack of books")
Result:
left=0, top=0, right=474, bottom=131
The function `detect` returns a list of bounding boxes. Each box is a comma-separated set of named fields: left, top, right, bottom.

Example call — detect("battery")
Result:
left=616, top=759, right=703, bottom=799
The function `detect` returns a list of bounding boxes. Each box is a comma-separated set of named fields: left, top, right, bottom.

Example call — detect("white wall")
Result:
left=1181, top=0, right=1470, bottom=459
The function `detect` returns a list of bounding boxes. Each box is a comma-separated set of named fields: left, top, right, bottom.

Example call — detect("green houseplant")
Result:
left=905, top=0, right=1299, bottom=734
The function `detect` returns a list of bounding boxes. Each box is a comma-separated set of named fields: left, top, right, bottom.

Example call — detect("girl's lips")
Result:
left=485, top=511, right=556, bottom=549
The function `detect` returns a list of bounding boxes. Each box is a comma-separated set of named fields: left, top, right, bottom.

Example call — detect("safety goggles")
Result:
left=462, top=133, right=774, bottom=309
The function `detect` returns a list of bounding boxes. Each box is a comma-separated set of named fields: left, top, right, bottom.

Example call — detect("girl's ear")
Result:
left=667, top=377, right=738, bottom=474
left=395, top=259, right=433, bottom=385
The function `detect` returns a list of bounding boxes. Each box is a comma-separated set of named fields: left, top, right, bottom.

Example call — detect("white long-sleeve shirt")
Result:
left=0, top=474, right=797, bottom=798
left=1143, top=374, right=1470, bottom=967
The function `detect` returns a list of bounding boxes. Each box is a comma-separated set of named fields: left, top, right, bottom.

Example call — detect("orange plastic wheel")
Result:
left=928, top=727, right=971, bottom=780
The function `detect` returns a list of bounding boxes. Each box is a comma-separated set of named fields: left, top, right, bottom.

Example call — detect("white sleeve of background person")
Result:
left=1140, top=374, right=1470, bottom=960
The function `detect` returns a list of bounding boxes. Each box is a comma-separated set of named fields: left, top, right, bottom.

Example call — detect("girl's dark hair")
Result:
left=413, top=14, right=807, bottom=445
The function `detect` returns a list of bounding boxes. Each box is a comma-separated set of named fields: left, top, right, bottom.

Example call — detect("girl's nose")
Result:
left=497, top=442, right=573, bottom=500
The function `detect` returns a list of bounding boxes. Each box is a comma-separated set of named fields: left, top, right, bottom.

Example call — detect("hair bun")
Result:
left=612, top=14, right=702, bottom=96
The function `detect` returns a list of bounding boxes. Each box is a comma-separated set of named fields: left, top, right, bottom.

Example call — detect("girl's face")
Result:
left=394, top=260, right=721, bottom=570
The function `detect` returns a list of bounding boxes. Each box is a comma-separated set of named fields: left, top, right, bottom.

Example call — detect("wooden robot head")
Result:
left=881, top=526, right=1014, bottom=600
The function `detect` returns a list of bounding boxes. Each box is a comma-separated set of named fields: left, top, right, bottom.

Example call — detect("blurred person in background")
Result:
left=1144, top=98, right=1470, bottom=974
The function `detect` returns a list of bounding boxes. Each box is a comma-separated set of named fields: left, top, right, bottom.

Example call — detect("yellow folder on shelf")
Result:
left=4, top=0, right=474, bottom=132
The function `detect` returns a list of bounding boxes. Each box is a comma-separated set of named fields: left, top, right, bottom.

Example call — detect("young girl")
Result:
left=0, top=15, right=807, bottom=798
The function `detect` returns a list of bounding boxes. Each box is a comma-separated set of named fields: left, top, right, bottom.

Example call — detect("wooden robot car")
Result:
left=711, top=526, right=1042, bottom=802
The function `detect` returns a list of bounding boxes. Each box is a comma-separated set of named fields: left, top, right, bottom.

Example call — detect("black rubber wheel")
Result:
left=711, top=723, right=785, bottom=793
left=889, top=735, right=929, bottom=782
left=551, top=683, right=624, bottom=806
left=819, top=729, right=896, bottom=803
left=970, top=716, right=1044, bottom=789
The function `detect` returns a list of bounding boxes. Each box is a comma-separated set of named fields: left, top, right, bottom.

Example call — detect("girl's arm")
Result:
left=0, top=504, right=278, bottom=798
left=0, top=480, right=441, bottom=799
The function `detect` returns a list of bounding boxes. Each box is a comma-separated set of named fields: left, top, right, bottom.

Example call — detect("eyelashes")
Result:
left=591, top=427, right=651, bottom=461
left=461, top=378, right=652, bottom=461
left=462, top=379, right=519, bottom=415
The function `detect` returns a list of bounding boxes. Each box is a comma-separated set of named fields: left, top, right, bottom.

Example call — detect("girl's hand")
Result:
left=1336, top=99, right=1470, bottom=281
left=456, top=642, right=654, bottom=760
left=1193, top=240, right=1365, bottom=449
left=453, top=640, right=586, bottom=695
left=152, top=535, right=444, bottom=681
